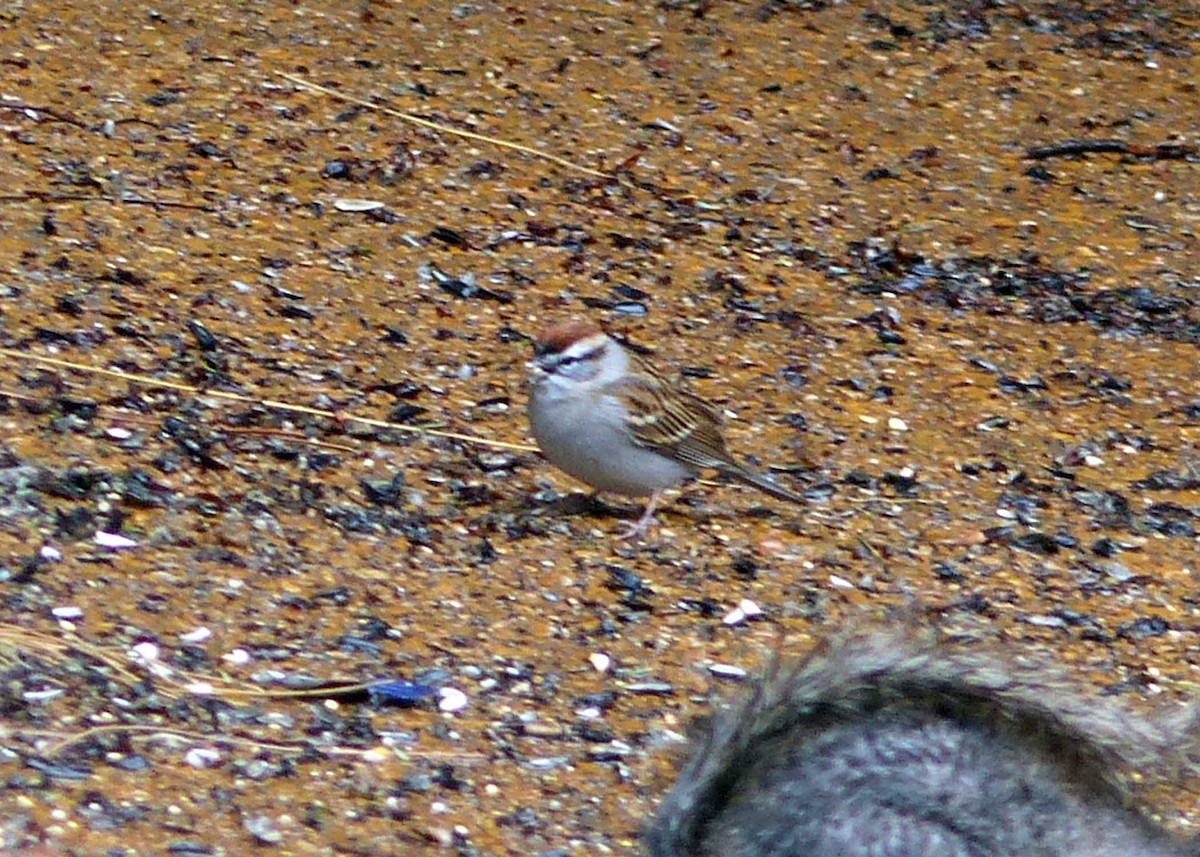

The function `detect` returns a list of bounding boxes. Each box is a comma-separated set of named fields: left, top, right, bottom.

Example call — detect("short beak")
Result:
left=525, top=358, right=547, bottom=382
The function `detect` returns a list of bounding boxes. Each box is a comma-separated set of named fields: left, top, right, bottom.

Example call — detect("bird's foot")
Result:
left=617, top=492, right=662, bottom=541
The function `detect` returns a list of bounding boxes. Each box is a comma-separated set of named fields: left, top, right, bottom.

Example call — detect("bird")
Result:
left=525, top=320, right=804, bottom=538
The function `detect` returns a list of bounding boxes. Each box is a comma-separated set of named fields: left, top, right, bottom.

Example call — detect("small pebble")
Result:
left=243, top=815, right=282, bottom=845
left=625, top=681, right=674, bottom=695
left=758, top=538, right=786, bottom=555
left=130, top=642, right=160, bottom=663
left=1102, top=562, right=1135, bottom=582
left=362, top=746, right=391, bottom=764
left=438, top=687, right=469, bottom=713
left=1025, top=614, right=1067, bottom=628
left=723, top=597, right=761, bottom=626
left=708, top=663, right=747, bottom=679
left=184, top=747, right=221, bottom=768
left=526, top=756, right=571, bottom=770
left=523, top=722, right=563, bottom=738
left=887, top=417, right=909, bottom=431
left=589, top=653, right=611, bottom=673
left=723, top=605, right=748, bottom=625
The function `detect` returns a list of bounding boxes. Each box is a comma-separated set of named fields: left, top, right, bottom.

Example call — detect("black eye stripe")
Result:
left=549, top=344, right=604, bottom=371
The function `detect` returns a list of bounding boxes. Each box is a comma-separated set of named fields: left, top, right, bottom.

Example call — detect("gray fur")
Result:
left=646, top=629, right=1200, bottom=857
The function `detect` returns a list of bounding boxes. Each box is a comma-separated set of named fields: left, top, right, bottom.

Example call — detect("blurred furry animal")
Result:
left=647, top=629, right=1200, bottom=857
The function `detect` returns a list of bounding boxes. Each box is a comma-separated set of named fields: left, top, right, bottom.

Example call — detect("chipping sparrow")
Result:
left=526, top=321, right=804, bottom=538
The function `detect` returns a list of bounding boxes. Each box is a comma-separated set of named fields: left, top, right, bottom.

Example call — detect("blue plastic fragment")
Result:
left=366, top=680, right=437, bottom=706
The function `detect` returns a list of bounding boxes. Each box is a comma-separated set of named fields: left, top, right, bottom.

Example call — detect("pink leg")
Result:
left=618, top=491, right=662, bottom=540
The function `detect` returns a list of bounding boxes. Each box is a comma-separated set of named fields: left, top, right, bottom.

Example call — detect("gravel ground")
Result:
left=1, top=1, right=1198, bottom=854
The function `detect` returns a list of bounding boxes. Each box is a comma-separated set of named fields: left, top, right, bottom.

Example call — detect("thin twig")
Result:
left=221, top=426, right=359, bottom=453
left=276, top=71, right=616, bottom=181
left=0, top=389, right=42, bottom=405
left=0, top=348, right=537, bottom=453
left=4, top=388, right=359, bottom=453
left=0, top=102, right=92, bottom=130
left=1025, top=139, right=1195, bottom=161
left=0, top=191, right=216, bottom=212
left=0, top=624, right=425, bottom=713
left=0, top=626, right=148, bottom=689
left=35, top=723, right=482, bottom=761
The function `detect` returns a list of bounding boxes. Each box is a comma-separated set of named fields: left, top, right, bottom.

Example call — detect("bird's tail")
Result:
left=724, top=464, right=806, bottom=504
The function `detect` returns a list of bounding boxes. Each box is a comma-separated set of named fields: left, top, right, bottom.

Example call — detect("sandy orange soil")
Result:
left=1, top=1, right=1198, bottom=854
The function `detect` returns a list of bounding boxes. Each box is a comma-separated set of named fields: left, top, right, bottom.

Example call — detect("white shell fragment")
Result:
left=333, top=198, right=386, bottom=212
left=94, top=531, right=137, bottom=549
left=180, top=627, right=212, bottom=644
left=708, top=663, right=748, bottom=679
left=438, top=687, right=469, bottom=713
left=723, top=599, right=763, bottom=626
left=223, top=648, right=251, bottom=666
left=739, top=598, right=762, bottom=616
left=589, top=653, right=611, bottom=673
left=185, top=747, right=222, bottom=768
left=130, top=642, right=160, bottom=664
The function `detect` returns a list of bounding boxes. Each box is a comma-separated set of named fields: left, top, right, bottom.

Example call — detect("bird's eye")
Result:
left=558, top=355, right=578, bottom=367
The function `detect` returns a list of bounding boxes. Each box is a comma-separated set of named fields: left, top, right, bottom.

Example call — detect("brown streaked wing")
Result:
left=608, top=370, right=735, bottom=469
